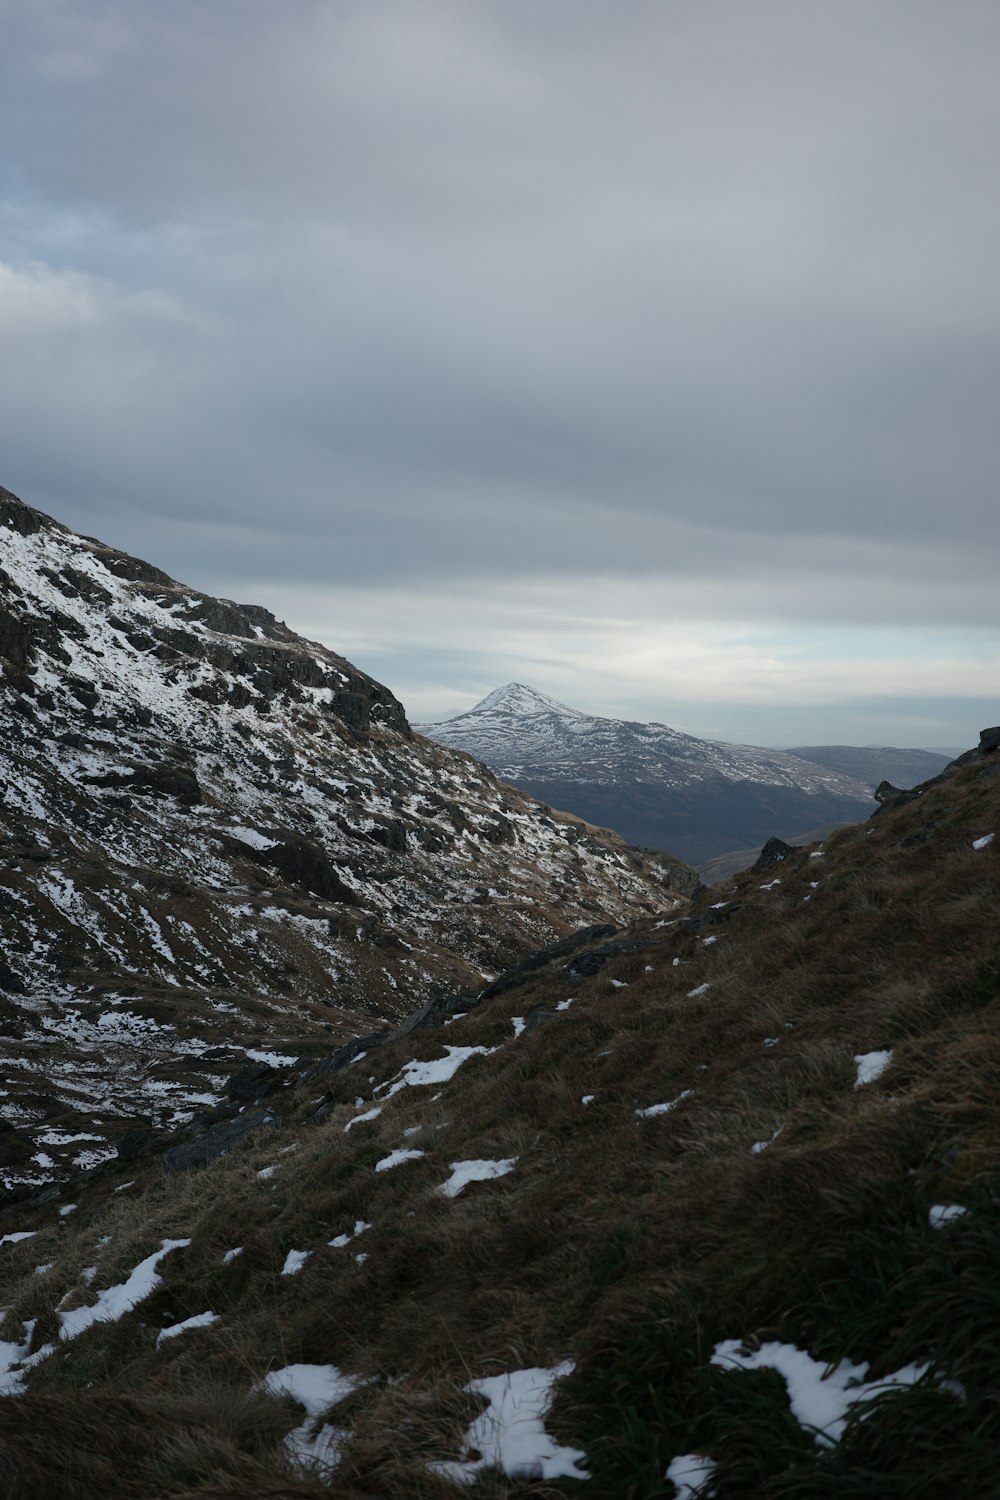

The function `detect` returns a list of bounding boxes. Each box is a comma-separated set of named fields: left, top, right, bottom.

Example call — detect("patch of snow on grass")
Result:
left=380, top=1045, right=495, bottom=1099
left=711, top=1340, right=934, bottom=1446
left=0, top=1232, right=37, bottom=1246
left=581, top=1094, right=595, bottom=1106
left=282, top=1249, right=311, bottom=1276
left=752, top=1126, right=784, bottom=1155
left=972, top=833, right=994, bottom=849
left=430, top=1361, right=589, bottom=1484
left=687, top=983, right=710, bottom=998
left=438, top=1158, right=518, bottom=1198
left=59, top=1239, right=191, bottom=1341
left=511, top=1017, right=526, bottom=1038
left=344, top=1105, right=382, bottom=1133
left=854, top=1050, right=893, bottom=1087
left=223, top=1247, right=243, bottom=1263
left=260, top=1362, right=361, bottom=1478
left=157, top=1310, right=219, bottom=1346
left=374, top=1148, right=426, bottom=1172
left=665, top=1452, right=717, bottom=1497
left=635, top=1090, right=693, bottom=1119
left=262, top=1362, right=359, bottom=1416
left=929, top=1203, right=968, bottom=1229
left=328, top=1219, right=371, bottom=1249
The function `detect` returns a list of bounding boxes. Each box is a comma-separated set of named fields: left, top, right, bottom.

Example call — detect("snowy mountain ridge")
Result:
left=419, top=682, right=868, bottom=793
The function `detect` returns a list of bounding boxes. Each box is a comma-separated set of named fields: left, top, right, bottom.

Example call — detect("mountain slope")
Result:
left=787, top=743, right=950, bottom=790
left=0, top=487, right=683, bottom=1191
left=418, top=683, right=876, bottom=864
left=0, top=731, right=997, bottom=1498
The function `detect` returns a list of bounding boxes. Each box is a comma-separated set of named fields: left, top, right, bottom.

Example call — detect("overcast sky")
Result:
left=1, top=0, right=997, bottom=748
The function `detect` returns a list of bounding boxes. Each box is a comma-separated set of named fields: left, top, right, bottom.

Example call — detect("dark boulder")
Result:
left=254, top=835, right=358, bottom=904
left=116, top=1127, right=163, bottom=1159
left=752, top=836, right=798, bottom=870
left=566, top=939, right=650, bottom=979
left=873, top=781, right=920, bottom=811
left=226, top=1063, right=280, bottom=1103
left=311, top=1031, right=386, bottom=1077
left=162, top=1108, right=277, bottom=1172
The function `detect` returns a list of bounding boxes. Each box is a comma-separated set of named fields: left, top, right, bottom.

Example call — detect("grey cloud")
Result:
left=1, top=0, right=998, bottom=732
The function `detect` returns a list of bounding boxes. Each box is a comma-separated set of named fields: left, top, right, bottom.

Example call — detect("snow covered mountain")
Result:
left=417, top=683, right=877, bottom=865
left=0, top=489, right=684, bottom=1192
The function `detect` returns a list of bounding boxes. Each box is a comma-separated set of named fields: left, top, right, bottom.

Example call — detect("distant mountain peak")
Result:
left=468, top=682, right=581, bottom=718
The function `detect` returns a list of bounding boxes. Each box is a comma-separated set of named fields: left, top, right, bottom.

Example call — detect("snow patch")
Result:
left=59, top=1238, right=191, bottom=1341
left=260, top=1362, right=360, bottom=1477
left=328, top=1219, right=371, bottom=1249
left=635, top=1090, right=692, bottom=1119
left=282, top=1249, right=311, bottom=1276
left=438, top=1158, right=518, bottom=1199
left=711, top=1340, right=938, bottom=1446
left=929, top=1203, right=968, bottom=1229
left=430, top=1361, right=589, bottom=1484
left=854, top=1050, right=893, bottom=1087
left=665, top=1452, right=718, bottom=1497
left=157, top=1310, right=219, bottom=1345
left=374, top=1148, right=425, bottom=1172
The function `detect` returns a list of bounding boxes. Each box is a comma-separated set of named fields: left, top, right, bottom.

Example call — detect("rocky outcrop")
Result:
left=753, top=836, right=799, bottom=870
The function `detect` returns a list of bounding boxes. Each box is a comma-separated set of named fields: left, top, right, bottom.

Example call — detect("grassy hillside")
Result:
left=1, top=738, right=998, bottom=1499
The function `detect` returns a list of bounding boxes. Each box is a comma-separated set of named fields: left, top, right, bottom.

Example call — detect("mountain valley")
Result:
left=1, top=487, right=998, bottom=1500
left=0, top=487, right=684, bottom=1195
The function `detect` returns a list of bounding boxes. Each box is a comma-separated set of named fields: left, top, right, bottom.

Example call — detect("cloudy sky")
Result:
left=1, top=0, right=997, bottom=748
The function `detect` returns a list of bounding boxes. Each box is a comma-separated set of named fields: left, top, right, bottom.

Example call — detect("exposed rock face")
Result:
left=418, top=682, right=875, bottom=865
left=0, top=488, right=686, bottom=1191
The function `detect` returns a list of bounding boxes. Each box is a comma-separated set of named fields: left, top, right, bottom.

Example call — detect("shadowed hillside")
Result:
left=1, top=730, right=998, bottom=1497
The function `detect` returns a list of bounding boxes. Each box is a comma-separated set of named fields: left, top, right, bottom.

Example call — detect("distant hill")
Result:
left=418, top=683, right=876, bottom=864
left=786, top=744, right=951, bottom=790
